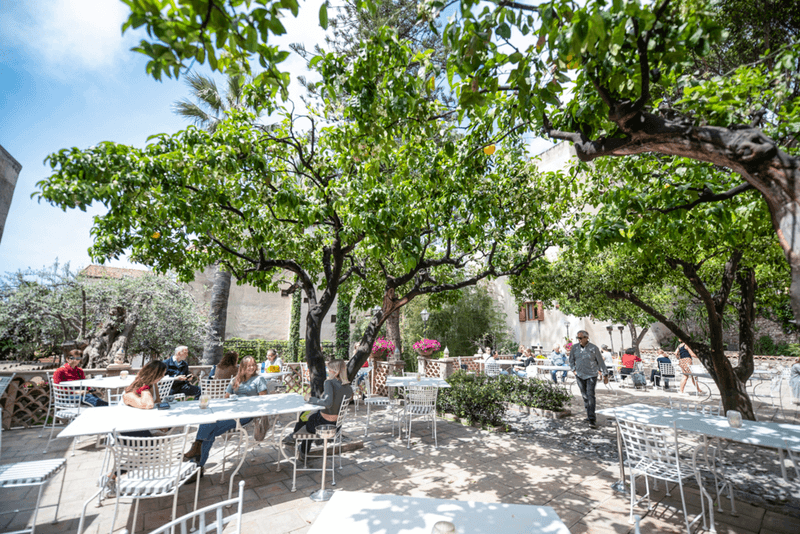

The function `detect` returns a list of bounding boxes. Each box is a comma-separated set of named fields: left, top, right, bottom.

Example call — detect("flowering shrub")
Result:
left=371, top=337, right=396, bottom=358
left=412, top=339, right=441, bottom=355
left=563, top=341, right=573, bottom=352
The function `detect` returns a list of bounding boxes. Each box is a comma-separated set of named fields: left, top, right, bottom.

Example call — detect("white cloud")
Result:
left=2, top=0, right=131, bottom=72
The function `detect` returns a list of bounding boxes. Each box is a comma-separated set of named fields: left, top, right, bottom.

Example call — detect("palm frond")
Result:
left=184, top=72, right=224, bottom=114
left=172, top=101, right=215, bottom=129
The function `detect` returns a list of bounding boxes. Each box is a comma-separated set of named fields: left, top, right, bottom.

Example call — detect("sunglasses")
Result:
left=576, top=336, right=587, bottom=340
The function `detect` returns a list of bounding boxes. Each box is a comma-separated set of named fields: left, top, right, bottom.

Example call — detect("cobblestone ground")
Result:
left=502, top=384, right=800, bottom=519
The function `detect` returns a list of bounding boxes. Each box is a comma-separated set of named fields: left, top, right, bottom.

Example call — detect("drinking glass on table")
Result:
left=199, top=394, right=211, bottom=409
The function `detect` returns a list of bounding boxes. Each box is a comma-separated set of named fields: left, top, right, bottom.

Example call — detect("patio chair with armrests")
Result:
left=79, top=427, right=201, bottom=534
left=291, top=395, right=351, bottom=492
left=617, top=416, right=714, bottom=534
left=400, top=385, right=439, bottom=449
left=658, top=362, right=676, bottom=391
left=146, top=481, right=244, bottom=534
left=44, top=380, right=89, bottom=455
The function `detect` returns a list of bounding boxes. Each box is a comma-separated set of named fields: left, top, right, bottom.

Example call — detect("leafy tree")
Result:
left=517, top=154, right=788, bottom=419
left=37, top=29, right=581, bottom=393
left=0, top=262, right=206, bottom=366
left=401, top=283, right=514, bottom=358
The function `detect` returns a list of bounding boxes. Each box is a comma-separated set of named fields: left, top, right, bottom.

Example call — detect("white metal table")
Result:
left=59, top=393, right=319, bottom=499
left=597, top=403, right=800, bottom=480
left=307, top=491, right=570, bottom=534
left=385, top=377, right=451, bottom=389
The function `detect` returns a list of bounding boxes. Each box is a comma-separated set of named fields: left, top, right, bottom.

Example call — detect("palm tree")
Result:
left=173, top=72, right=260, bottom=365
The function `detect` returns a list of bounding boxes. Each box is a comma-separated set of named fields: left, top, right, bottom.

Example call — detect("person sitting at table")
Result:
left=675, top=342, right=699, bottom=394
left=183, top=356, right=268, bottom=474
left=260, top=349, right=283, bottom=373
left=120, top=360, right=169, bottom=436
left=286, top=359, right=353, bottom=460
left=790, top=356, right=800, bottom=404
left=164, top=345, right=202, bottom=398
left=649, top=349, right=673, bottom=388
left=53, top=349, right=108, bottom=407
left=619, top=348, right=641, bottom=383
left=512, top=348, right=535, bottom=378
left=549, top=344, right=568, bottom=384
left=210, top=351, right=238, bottom=380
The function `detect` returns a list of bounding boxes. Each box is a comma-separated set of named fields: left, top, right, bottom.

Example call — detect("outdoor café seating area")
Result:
left=1, top=362, right=799, bottom=534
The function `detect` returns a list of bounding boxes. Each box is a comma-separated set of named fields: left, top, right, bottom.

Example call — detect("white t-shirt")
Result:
left=261, top=358, right=283, bottom=372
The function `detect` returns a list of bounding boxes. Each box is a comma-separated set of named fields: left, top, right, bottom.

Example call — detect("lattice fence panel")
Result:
left=1, top=377, right=50, bottom=430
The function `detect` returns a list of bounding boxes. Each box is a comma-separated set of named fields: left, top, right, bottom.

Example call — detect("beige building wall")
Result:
left=0, top=144, right=22, bottom=244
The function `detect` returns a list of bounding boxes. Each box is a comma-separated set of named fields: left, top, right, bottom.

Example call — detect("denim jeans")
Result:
left=550, top=370, right=568, bottom=383
left=196, top=418, right=253, bottom=466
left=576, top=375, right=598, bottom=423
left=81, top=393, right=108, bottom=407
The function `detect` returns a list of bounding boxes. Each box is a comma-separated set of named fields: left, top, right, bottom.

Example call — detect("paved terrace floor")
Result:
left=1, top=381, right=799, bottom=534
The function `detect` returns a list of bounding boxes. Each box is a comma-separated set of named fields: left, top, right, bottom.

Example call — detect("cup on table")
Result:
left=726, top=410, right=742, bottom=428
left=432, top=521, right=457, bottom=534
left=120, top=370, right=129, bottom=379
left=199, top=394, right=211, bottom=409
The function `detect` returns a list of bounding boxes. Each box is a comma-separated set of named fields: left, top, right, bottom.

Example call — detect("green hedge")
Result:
left=223, top=338, right=336, bottom=363
left=437, top=372, right=572, bottom=427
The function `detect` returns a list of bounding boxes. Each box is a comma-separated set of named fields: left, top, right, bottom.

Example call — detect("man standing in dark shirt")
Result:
left=568, top=330, right=608, bottom=428
left=164, top=346, right=201, bottom=398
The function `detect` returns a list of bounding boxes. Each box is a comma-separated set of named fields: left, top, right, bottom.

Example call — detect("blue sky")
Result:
left=0, top=0, right=327, bottom=276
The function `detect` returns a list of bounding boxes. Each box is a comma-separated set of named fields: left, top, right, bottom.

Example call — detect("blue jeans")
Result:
left=576, top=376, right=598, bottom=424
left=550, top=370, right=567, bottom=383
left=196, top=418, right=252, bottom=467
left=513, top=369, right=526, bottom=378
left=81, top=393, right=108, bottom=407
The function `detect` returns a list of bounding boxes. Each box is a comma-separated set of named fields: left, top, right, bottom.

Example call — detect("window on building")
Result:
left=520, top=301, right=545, bottom=322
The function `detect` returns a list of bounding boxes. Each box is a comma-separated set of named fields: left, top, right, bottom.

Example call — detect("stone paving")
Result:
left=1, top=382, right=799, bottom=534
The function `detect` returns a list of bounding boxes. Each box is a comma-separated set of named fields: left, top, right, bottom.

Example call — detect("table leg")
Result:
left=611, top=421, right=628, bottom=494
left=227, top=419, right=249, bottom=501
left=310, top=436, right=333, bottom=502
left=779, top=447, right=788, bottom=481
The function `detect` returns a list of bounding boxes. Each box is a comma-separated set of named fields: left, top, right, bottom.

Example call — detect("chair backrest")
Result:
left=0, top=374, right=13, bottom=397
left=112, top=428, right=189, bottom=480
left=406, top=385, right=438, bottom=414
left=52, top=382, right=84, bottom=410
left=200, top=378, right=231, bottom=399
left=485, top=362, right=501, bottom=377
left=156, top=376, right=176, bottom=400
left=148, top=480, right=244, bottom=534
left=617, top=417, right=681, bottom=473
left=335, top=395, right=351, bottom=430
left=668, top=398, right=721, bottom=416
left=658, top=362, right=675, bottom=377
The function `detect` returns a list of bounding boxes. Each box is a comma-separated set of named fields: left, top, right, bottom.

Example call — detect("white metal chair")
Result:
left=657, top=362, right=676, bottom=390
left=85, top=428, right=201, bottom=534
left=617, top=417, right=713, bottom=533
left=291, top=396, right=351, bottom=492
left=400, top=385, right=439, bottom=449
left=39, top=373, right=54, bottom=438
left=156, top=376, right=185, bottom=401
left=146, top=480, right=244, bottom=534
left=44, top=381, right=87, bottom=454
left=364, top=374, right=400, bottom=437
left=0, top=412, right=67, bottom=534
left=753, top=368, right=785, bottom=417
left=200, top=378, right=232, bottom=400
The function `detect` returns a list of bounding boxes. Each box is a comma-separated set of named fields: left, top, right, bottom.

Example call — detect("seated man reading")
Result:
left=164, top=345, right=201, bottom=398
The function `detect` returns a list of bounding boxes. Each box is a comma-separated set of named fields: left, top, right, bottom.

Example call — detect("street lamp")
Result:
left=421, top=308, right=430, bottom=337
left=617, top=325, right=625, bottom=351
left=606, top=325, right=615, bottom=354
left=563, top=319, right=570, bottom=340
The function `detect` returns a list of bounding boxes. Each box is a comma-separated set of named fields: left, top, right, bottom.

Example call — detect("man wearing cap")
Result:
left=569, top=330, right=609, bottom=428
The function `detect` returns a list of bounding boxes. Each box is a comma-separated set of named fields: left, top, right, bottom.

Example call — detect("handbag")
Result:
left=253, top=415, right=275, bottom=442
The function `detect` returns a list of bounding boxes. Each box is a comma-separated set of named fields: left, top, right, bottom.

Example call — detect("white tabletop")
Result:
left=58, top=393, right=319, bottom=439
left=308, top=491, right=570, bottom=534
left=534, top=365, right=571, bottom=371
left=385, top=377, right=451, bottom=388
left=597, top=403, right=800, bottom=450
left=68, top=375, right=136, bottom=389
left=260, top=371, right=291, bottom=379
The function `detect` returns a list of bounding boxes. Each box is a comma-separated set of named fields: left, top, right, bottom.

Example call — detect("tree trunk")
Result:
left=305, top=302, right=328, bottom=396
left=202, top=264, right=231, bottom=365
left=82, top=306, right=138, bottom=369
left=384, top=288, right=402, bottom=356
left=626, top=319, right=648, bottom=357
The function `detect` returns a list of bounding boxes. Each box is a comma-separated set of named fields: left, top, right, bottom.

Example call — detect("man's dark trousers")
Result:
left=576, top=375, right=598, bottom=424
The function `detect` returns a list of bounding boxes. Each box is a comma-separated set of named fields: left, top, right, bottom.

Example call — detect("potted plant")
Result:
left=412, top=338, right=442, bottom=358
left=371, top=337, right=395, bottom=361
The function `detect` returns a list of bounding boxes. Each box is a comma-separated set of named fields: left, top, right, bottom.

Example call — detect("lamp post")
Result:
left=421, top=308, right=430, bottom=337
left=606, top=325, right=615, bottom=355
left=617, top=325, right=625, bottom=351
left=563, top=319, right=570, bottom=341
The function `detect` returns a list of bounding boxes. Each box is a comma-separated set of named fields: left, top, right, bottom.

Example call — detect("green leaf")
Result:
left=319, top=2, right=328, bottom=30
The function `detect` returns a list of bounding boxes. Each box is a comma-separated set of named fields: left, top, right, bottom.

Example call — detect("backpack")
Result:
left=632, top=370, right=647, bottom=388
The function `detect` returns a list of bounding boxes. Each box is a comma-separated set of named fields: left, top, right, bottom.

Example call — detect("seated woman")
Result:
left=210, top=351, right=238, bottom=380
left=791, top=356, right=800, bottom=404
left=619, top=348, right=641, bottom=382
left=183, top=356, right=268, bottom=474
left=288, top=360, right=353, bottom=459
left=121, top=360, right=169, bottom=437
left=512, top=348, right=535, bottom=378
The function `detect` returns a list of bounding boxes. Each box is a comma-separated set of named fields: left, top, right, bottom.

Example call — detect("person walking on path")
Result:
left=675, top=342, right=699, bottom=394
left=569, top=330, right=609, bottom=428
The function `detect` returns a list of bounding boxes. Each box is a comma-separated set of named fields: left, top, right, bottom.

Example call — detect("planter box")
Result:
left=531, top=407, right=571, bottom=419
left=505, top=403, right=530, bottom=415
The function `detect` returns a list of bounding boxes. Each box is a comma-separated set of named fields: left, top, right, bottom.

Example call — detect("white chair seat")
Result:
left=0, top=459, right=66, bottom=487
left=117, top=461, right=197, bottom=497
